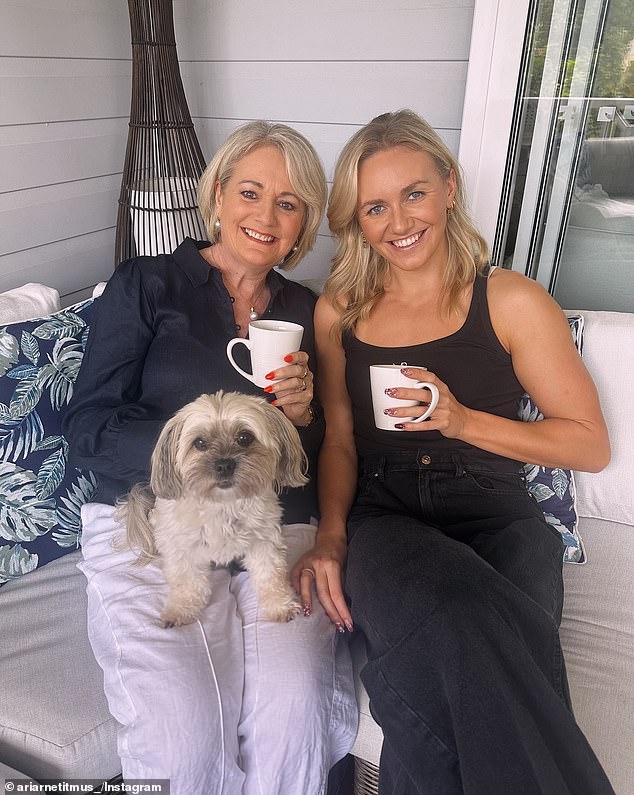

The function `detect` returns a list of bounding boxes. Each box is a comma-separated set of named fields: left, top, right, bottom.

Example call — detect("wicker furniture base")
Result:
left=354, top=757, right=380, bottom=795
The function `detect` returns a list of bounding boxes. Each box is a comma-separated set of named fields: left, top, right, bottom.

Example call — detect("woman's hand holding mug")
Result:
left=226, top=320, right=314, bottom=426
left=370, top=364, right=440, bottom=430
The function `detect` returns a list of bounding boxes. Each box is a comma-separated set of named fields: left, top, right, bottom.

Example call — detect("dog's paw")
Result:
left=261, top=593, right=302, bottom=623
left=160, top=605, right=202, bottom=628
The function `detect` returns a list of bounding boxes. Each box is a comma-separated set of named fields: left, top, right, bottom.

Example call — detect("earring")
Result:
left=279, top=244, right=299, bottom=266
left=214, top=218, right=221, bottom=237
left=361, top=234, right=368, bottom=248
left=447, top=200, right=456, bottom=214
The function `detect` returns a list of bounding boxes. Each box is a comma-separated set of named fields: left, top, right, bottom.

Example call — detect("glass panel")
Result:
left=498, top=0, right=634, bottom=312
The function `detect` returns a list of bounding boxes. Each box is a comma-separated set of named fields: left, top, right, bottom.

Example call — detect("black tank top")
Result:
left=343, top=272, right=524, bottom=468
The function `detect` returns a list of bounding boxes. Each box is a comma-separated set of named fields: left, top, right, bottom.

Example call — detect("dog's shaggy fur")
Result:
left=116, top=391, right=308, bottom=627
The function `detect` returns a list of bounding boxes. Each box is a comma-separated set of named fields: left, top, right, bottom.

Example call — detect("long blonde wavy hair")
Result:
left=197, top=121, right=327, bottom=271
left=326, top=110, right=489, bottom=332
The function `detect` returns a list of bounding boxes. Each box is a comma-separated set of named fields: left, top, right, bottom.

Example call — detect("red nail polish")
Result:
left=284, top=355, right=293, bottom=363
left=263, top=385, right=273, bottom=393
left=265, top=371, right=276, bottom=380
left=303, top=604, right=312, bottom=617
left=394, top=423, right=405, bottom=429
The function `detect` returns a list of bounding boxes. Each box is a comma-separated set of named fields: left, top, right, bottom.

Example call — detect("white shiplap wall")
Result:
left=175, top=0, right=475, bottom=282
left=1, top=0, right=475, bottom=300
left=0, top=1, right=131, bottom=303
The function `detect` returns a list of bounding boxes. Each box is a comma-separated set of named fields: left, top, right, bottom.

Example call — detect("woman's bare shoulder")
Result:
left=487, top=266, right=546, bottom=298
left=486, top=267, right=570, bottom=350
left=488, top=266, right=564, bottom=316
left=315, top=291, right=348, bottom=322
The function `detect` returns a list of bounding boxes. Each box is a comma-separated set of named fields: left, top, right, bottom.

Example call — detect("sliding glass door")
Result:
left=461, top=0, right=634, bottom=312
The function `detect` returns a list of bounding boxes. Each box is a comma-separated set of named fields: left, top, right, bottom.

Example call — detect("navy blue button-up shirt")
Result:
left=63, top=238, right=323, bottom=523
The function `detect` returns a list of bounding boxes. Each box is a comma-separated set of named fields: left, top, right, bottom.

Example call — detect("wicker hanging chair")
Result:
left=114, top=0, right=207, bottom=266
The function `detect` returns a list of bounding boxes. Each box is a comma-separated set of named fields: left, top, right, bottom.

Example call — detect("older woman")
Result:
left=292, top=110, right=614, bottom=794
left=64, top=121, right=356, bottom=795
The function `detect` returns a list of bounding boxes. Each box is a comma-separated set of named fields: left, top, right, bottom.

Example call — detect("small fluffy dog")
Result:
left=116, top=391, right=308, bottom=627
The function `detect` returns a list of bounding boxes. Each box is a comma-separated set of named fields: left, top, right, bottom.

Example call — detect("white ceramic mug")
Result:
left=226, top=320, right=304, bottom=387
left=370, top=364, right=440, bottom=431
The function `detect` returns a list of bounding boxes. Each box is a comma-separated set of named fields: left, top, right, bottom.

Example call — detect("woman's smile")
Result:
left=389, top=229, right=425, bottom=249
left=242, top=226, right=277, bottom=244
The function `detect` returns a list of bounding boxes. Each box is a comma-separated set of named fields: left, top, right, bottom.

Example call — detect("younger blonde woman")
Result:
left=293, top=110, right=614, bottom=794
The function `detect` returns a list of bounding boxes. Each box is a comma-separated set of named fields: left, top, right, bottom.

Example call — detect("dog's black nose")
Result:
left=213, top=458, right=236, bottom=478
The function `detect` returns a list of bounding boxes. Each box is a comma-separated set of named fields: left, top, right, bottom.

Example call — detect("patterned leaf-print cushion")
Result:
left=519, top=315, right=585, bottom=564
left=0, top=298, right=97, bottom=584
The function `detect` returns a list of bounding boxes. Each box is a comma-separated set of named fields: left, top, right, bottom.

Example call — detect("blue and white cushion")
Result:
left=519, top=315, right=585, bottom=564
left=0, top=298, right=97, bottom=584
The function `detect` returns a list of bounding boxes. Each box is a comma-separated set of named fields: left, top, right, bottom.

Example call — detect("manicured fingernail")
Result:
left=335, top=622, right=345, bottom=634
left=303, top=603, right=312, bottom=617
left=263, top=385, right=273, bottom=393
left=345, top=620, right=354, bottom=632
left=271, top=400, right=278, bottom=406
left=385, top=388, right=397, bottom=397
left=284, top=355, right=293, bottom=363
left=265, top=372, right=276, bottom=380
left=394, top=423, right=405, bottom=429
left=384, top=408, right=395, bottom=415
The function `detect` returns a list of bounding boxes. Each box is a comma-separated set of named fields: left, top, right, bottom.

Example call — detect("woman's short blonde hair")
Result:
left=326, top=109, right=489, bottom=330
left=197, top=121, right=327, bottom=271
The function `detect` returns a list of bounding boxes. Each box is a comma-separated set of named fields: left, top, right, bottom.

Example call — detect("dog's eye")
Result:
left=236, top=431, right=255, bottom=448
left=193, top=438, right=208, bottom=451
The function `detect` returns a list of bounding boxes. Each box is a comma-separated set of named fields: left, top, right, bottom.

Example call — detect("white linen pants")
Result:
left=78, top=503, right=357, bottom=795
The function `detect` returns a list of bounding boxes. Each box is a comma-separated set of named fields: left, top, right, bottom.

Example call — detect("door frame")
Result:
left=458, top=0, right=532, bottom=255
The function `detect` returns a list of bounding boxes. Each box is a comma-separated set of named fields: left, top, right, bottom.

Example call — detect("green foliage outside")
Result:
left=528, top=0, right=634, bottom=101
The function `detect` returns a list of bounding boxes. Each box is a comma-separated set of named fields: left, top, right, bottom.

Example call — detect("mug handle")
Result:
left=226, top=337, right=255, bottom=384
left=409, top=382, right=440, bottom=422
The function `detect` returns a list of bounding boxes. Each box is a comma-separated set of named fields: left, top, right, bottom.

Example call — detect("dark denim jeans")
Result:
left=346, top=450, right=614, bottom=795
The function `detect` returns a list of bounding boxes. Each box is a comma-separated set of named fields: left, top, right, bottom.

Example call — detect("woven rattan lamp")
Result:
left=114, top=0, right=207, bottom=265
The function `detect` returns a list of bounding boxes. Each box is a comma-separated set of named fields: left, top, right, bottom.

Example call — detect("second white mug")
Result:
left=369, top=364, right=440, bottom=431
left=226, top=320, right=304, bottom=387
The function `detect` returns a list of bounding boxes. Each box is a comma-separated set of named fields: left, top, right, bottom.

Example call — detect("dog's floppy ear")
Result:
left=114, top=484, right=158, bottom=563
left=150, top=413, right=186, bottom=499
left=262, top=404, right=309, bottom=490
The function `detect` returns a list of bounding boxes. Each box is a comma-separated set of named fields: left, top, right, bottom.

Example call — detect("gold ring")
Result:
left=300, top=378, right=307, bottom=391
left=301, top=366, right=309, bottom=379
left=301, top=567, right=315, bottom=578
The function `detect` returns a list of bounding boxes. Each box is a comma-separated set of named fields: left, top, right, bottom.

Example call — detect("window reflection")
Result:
left=501, top=0, right=634, bottom=311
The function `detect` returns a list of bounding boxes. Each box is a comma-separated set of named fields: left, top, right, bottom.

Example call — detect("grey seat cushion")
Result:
left=561, top=516, right=634, bottom=795
left=0, top=550, right=120, bottom=779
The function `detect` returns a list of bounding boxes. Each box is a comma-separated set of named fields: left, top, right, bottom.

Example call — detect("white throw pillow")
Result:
left=568, top=310, right=634, bottom=527
left=0, top=284, right=61, bottom=324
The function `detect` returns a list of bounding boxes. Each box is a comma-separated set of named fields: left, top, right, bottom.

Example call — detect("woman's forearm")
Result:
left=459, top=409, right=610, bottom=473
left=317, top=441, right=358, bottom=538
